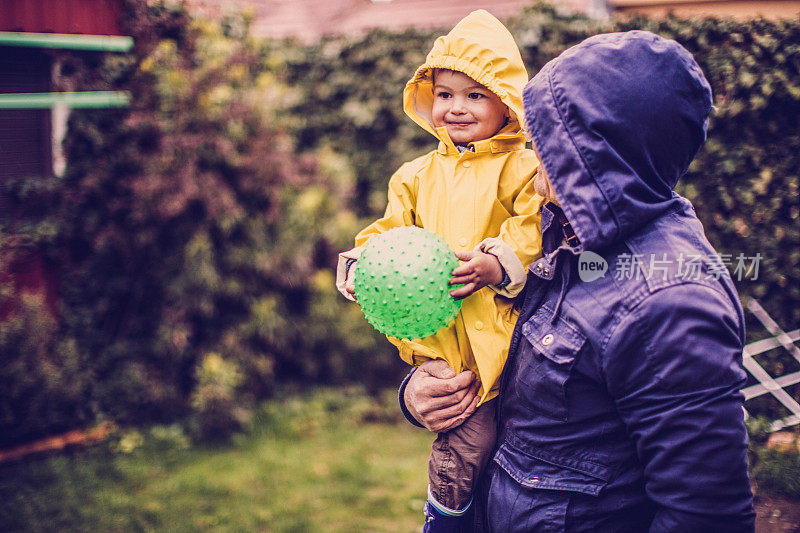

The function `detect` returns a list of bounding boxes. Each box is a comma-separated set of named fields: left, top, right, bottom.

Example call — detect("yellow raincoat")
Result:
left=338, top=10, right=544, bottom=403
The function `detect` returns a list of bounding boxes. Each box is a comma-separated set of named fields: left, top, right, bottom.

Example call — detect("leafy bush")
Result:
left=752, top=446, right=800, bottom=498
left=54, top=3, right=401, bottom=429
left=189, top=352, right=246, bottom=442
left=0, top=295, right=92, bottom=448
left=746, top=415, right=775, bottom=446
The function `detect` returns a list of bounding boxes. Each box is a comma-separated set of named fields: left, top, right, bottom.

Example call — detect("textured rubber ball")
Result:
left=353, top=226, right=462, bottom=339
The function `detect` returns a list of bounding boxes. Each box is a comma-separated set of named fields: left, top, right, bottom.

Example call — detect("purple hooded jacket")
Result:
left=402, top=30, right=755, bottom=532
left=489, top=31, right=754, bottom=531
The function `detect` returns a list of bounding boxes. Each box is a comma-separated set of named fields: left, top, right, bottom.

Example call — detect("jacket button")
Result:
left=462, top=161, right=472, bottom=168
left=457, top=237, right=468, bottom=247
left=542, top=334, right=554, bottom=346
left=475, top=321, right=484, bottom=330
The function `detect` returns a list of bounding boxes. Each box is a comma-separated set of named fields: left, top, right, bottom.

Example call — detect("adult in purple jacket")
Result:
left=401, top=31, right=756, bottom=531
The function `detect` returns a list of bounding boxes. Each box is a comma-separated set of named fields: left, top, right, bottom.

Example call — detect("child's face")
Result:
left=432, top=70, right=509, bottom=145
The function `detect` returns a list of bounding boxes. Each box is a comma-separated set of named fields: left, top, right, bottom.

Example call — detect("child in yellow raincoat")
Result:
left=336, top=10, right=543, bottom=531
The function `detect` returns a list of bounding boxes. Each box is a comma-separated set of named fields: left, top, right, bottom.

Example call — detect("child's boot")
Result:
left=422, top=501, right=463, bottom=533
left=422, top=491, right=469, bottom=533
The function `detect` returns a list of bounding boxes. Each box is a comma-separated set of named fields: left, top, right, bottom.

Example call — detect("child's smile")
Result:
left=432, top=70, right=509, bottom=146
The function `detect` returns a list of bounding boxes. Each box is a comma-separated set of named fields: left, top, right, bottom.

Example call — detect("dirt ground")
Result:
left=756, top=495, right=800, bottom=532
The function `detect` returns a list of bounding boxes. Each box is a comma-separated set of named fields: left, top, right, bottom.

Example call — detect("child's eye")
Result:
left=468, top=92, right=485, bottom=100
left=436, top=91, right=452, bottom=99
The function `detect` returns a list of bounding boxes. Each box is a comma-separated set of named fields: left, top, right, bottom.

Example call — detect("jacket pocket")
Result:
left=487, top=438, right=613, bottom=532
left=494, top=436, right=612, bottom=496
left=513, top=307, right=587, bottom=421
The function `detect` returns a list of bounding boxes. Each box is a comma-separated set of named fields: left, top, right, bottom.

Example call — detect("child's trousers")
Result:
left=428, top=398, right=497, bottom=511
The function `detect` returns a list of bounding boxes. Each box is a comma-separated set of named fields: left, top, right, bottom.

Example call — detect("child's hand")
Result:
left=449, top=251, right=503, bottom=300
left=345, top=263, right=356, bottom=300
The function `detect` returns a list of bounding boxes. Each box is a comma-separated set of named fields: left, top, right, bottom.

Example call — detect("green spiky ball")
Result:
left=354, top=226, right=462, bottom=340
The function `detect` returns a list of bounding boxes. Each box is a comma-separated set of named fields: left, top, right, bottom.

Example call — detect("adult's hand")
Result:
left=404, top=359, right=481, bottom=433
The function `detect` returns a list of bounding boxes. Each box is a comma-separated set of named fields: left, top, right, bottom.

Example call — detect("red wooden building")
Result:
left=0, top=0, right=131, bottom=179
left=0, top=0, right=132, bottom=320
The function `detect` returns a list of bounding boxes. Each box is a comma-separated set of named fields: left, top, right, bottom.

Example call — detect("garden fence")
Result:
left=741, top=299, right=800, bottom=432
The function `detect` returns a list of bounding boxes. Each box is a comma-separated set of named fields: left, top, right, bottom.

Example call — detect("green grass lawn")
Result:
left=0, top=388, right=432, bottom=532
left=5, top=387, right=799, bottom=532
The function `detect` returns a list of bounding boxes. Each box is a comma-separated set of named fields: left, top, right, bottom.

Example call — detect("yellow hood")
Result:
left=403, top=10, right=528, bottom=144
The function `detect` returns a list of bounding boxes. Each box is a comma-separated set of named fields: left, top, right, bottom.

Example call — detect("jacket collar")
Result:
left=436, top=129, right=526, bottom=155
left=533, top=203, right=581, bottom=281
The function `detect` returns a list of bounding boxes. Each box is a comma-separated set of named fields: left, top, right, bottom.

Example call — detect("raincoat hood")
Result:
left=523, top=31, right=713, bottom=252
left=403, top=9, right=528, bottom=146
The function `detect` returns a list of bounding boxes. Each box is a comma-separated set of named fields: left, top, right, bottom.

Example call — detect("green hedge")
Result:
left=0, top=1, right=798, bottom=445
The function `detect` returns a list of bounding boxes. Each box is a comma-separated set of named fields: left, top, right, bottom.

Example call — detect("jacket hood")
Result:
left=403, top=9, right=528, bottom=146
left=523, top=31, right=713, bottom=251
